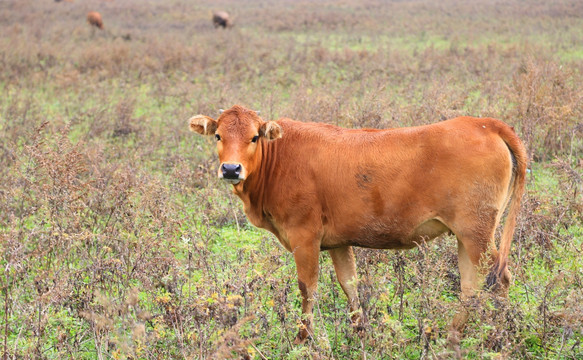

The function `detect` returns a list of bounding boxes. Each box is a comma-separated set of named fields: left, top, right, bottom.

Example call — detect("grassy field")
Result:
left=1, top=0, right=582, bottom=359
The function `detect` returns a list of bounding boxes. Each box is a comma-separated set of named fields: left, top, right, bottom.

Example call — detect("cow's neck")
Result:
left=231, top=139, right=277, bottom=228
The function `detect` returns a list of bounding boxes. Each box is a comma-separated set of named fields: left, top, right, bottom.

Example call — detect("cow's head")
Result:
left=189, top=105, right=282, bottom=185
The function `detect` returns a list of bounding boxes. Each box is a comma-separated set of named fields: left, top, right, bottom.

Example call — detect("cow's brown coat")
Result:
left=87, top=11, right=104, bottom=30
left=212, top=11, right=231, bottom=28
left=189, top=105, right=527, bottom=344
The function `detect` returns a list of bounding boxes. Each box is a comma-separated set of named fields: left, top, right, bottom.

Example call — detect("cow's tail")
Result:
left=486, top=122, right=528, bottom=292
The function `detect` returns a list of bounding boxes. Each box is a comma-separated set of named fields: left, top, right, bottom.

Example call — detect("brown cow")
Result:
left=87, top=11, right=104, bottom=30
left=188, top=105, right=527, bottom=344
left=212, top=11, right=231, bottom=28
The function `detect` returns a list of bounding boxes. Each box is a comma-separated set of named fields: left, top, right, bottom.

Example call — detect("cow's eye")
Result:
left=251, top=135, right=259, bottom=143
left=215, top=134, right=221, bottom=141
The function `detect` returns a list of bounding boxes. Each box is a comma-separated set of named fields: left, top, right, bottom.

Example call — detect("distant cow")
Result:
left=87, top=11, right=104, bottom=30
left=189, top=105, right=527, bottom=344
left=212, top=11, right=231, bottom=28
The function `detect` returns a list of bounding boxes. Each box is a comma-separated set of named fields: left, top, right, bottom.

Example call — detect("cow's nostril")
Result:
left=221, top=163, right=242, bottom=179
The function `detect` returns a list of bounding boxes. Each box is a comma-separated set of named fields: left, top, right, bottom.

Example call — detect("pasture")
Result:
left=0, top=0, right=582, bottom=358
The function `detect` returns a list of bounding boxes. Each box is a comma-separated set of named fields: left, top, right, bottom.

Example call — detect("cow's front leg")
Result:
left=290, top=234, right=320, bottom=345
left=329, top=246, right=364, bottom=334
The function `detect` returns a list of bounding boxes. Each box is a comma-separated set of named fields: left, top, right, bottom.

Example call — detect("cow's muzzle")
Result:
left=219, top=163, right=244, bottom=184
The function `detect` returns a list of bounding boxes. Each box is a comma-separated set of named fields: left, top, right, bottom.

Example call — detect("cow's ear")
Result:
left=189, top=115, right=217, bottom=135
left=259, top=121, right=283, bottom=141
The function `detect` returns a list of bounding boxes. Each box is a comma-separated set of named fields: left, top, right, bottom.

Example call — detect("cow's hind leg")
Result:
left=329, top=246, right=364, bottom=334
left=451, top=238, right=480, bottom=332
left=452, top=227, right=500, bottom=333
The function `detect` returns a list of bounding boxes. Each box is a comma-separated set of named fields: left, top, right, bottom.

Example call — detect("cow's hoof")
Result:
left=293, top=327, right=311, bottom=345
left=447, top=329, right=461, bottom=346
left=351, top=319, right=365, bottom=337
left=351, top=312, right=366, bottom=337
left=354, top=325, right=365, bottom=338
left=293, top=335, right=307, bottom=345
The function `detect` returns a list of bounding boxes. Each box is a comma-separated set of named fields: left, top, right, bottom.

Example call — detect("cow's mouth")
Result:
left=223, top=178, right=241, bottom=185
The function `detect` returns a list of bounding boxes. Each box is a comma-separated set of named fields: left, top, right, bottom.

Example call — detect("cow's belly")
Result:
left=322, top=218, right=450, bottom=250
